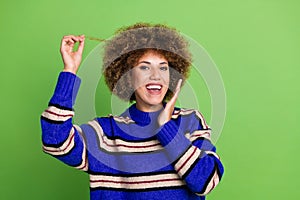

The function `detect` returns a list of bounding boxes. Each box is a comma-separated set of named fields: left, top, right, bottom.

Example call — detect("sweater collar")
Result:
left=123, top=103, right=163, bottom=126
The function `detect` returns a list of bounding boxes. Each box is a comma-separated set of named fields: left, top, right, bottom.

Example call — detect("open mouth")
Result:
left=146, top=84, right=162, bottom=91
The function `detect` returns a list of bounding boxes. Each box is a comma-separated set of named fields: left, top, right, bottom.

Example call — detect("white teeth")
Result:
left=146, top=85, right=162, bottom=90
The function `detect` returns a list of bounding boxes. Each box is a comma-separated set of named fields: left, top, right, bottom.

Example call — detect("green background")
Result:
left=1, top=0, right=299, bottom=199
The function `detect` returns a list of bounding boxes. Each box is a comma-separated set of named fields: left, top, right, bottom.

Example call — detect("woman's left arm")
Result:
left=157, top=80, right=224, bottom=196
left=157, top=112, right=224, bottom=196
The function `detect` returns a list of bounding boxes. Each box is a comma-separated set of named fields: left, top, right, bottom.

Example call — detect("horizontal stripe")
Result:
left=45, top=109, right=73, bottom=117
left=171, top=109, right=181, bottom=119
left=89, top=185, right=186, bottom=192
left=206, top=151, right=220, bottom=160
left=42, top=106, right=74, bottom=122
left=88, top=120, right=163, bottom=153
left=173, top=109, right=209, bottom=129
left=88, top=170, right=177, bottom=177
left=175, top=146, right=201, bottom=177
left=185, top=130, right=211, bottom=142
left=47, top=106, right=74, bottom=116
left=90, top=173, right=184, bottom=190
left=43, top=128, right=75, bottom=155
left=110, top=115, right=135, bottom=124
left=173, top=109, right=194, bottom=118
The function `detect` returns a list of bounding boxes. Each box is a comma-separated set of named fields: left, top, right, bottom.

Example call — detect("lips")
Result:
left=145, top=84, right=163, bottom=95
left=146, top=84, right=162, bottom=90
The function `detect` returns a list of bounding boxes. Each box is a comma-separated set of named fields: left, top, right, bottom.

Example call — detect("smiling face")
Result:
left=131, top=50, right=170, bottom=112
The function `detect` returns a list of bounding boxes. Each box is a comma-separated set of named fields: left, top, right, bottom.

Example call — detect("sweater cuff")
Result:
left=156, top=120, right=191, bottom=159
left=49, top=72, right=81, bottom=109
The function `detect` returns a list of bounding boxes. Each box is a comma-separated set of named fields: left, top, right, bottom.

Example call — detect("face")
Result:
left=131, top=51, right=170, bottom=112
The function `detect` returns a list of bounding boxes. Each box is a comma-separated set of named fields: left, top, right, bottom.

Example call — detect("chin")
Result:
left=144, top=97, right=163, bottom=106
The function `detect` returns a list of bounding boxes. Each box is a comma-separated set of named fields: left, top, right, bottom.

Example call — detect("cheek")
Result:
left=132, top=72, right=146, bottom=89
left=131, top=71, right=139, bottom=86
left=163, top=72, right=170, bottom=85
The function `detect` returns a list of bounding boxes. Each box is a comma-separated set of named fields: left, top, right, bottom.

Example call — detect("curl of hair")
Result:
left=103, top=22, right=192, bottom=102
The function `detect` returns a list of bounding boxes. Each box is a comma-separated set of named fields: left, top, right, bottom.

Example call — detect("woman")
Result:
left=41, top=23, right=224, bottom=200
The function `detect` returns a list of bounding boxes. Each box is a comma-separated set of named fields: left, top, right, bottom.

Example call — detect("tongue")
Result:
left=147, top=88, right=161, bottom=95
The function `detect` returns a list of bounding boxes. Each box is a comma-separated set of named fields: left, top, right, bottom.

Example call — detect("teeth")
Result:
left=146, top=85, right=162, bottom=90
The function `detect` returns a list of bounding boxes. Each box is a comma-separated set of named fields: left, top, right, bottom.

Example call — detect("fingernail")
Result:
left=178, top=79, right=182, bottom=85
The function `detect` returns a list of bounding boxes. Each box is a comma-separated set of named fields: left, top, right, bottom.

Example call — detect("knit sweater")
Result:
left=41, top=72, right=224, bottom=200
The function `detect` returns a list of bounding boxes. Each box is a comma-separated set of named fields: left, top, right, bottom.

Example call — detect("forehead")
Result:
left=138, top=50, right=168, bottom=62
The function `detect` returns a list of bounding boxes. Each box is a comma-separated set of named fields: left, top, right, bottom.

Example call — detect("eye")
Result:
left=139, top=66, right=150, bottom=70
left=160, top=66, right=169, bottom=71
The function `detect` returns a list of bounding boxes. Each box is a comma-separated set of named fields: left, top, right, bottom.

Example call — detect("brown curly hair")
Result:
left=103, top=22, right=192, bottom=102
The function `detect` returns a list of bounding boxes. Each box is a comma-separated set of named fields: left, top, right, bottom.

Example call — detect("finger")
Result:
left=77, top=35, right=85, bottom=54
left=61, top=37, right=84, bottom=55
left=174, top=79, right=182, bottom=97
left=63, top=35, right=80, bottom=42
left=61, top=37, right=75, bottom=51
left=61, top=35, right=81, bottom=48
left=158, top=80, right=182, bottom=126
left=78, top=34, right=85, bottom=42
left=167, top=79, right=182, bottom=106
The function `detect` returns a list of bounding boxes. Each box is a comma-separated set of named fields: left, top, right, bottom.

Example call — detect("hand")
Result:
left=60, top=35, right=85, bottom=74
left=158, top=79, right=182, bottom=126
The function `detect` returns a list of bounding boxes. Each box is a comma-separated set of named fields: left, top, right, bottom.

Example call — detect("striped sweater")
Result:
left=41, top=72, right=224, bottom=200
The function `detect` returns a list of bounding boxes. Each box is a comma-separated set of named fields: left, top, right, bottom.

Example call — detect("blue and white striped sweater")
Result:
left=41, top=72, right=224, bottom=200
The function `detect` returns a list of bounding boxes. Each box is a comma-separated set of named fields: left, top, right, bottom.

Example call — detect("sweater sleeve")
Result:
left=40, top=72, right=88, bottom=171
left=155, top=110, right=224, bottom=196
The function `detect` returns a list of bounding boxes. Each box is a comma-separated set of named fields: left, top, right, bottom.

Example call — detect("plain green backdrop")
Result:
left=1, top=0, right=299, bottom=199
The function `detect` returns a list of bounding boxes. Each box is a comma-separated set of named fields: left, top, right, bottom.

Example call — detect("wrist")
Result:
left=63, top=68, right=77, bottom=75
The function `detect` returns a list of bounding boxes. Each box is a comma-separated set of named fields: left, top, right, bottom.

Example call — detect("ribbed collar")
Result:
left=122, top=103, right=164, bottom=126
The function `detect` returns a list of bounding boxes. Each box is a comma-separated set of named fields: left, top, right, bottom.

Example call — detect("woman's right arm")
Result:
left=40, top=35, right=88, bottom=171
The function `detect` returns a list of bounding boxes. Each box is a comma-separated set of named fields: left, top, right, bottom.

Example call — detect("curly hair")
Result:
left=103, top=22, right=192, bottom=102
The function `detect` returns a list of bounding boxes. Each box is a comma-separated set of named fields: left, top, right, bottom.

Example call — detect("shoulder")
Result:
left=172, top=107, right=205, bottom=119
left=172, top=107, right=210, bottom=130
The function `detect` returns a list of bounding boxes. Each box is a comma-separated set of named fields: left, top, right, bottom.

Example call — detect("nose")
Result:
left=149, top=68, right=161, bottom=80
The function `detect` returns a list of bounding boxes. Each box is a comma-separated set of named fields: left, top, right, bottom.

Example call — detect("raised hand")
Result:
left=60, top=35, right=85, bottom=74
left=158, top=79, right=182, bottom=126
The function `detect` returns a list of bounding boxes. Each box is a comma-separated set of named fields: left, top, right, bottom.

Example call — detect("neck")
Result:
left=135, top=102, right=163, bottom=112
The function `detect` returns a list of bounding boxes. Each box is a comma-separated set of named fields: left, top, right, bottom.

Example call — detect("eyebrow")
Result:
left=138, top=61, right=168, bottom=65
